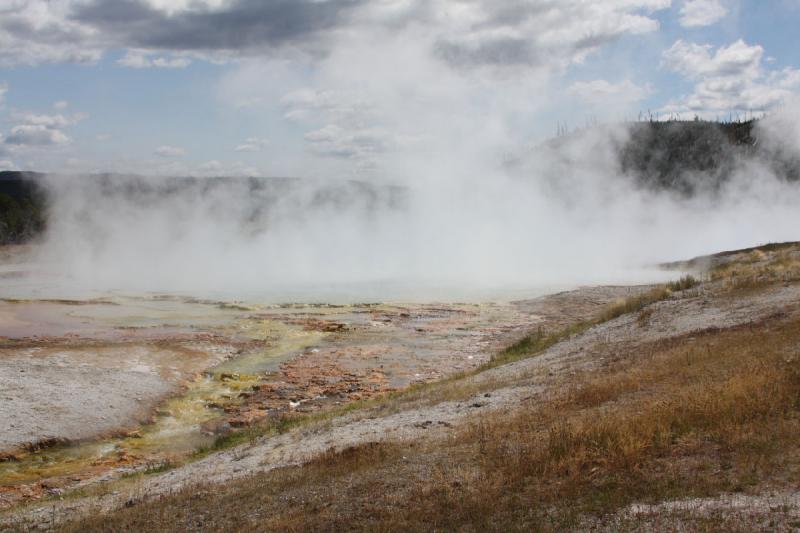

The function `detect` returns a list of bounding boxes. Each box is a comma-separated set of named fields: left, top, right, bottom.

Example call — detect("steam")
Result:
left=27, top=13, right=800, bottom=302
left=32, top=101, right=800, bottom=302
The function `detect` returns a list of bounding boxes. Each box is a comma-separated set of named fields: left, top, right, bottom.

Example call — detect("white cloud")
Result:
left=304, top=124, right=392, bottom=160
left=0, top=1, right=103, bottom=67
left=0, top=0, right=671, bottom=74
left=53, top=100, right=69, bottom=110
left=679, top=0, right=727, bottom=28
left=663, top=39, right=762, bottom=79
left=11, top=112, right=78, bottom=129
left=769, top=67, right=800, bottom=91
left=0, top=0, right=680, bottom=175
left=5, top=124, right=70, bottom=146
left=234, top=137, right=270, bottom=152
left=196, top=159, right=259, bottom=177
left=117, top=50, right=192, bottom=69
left=144, top=0, right=232, bottom=16
left=568, top=79, right=651, bottom=105
left=220, top=1, right=671, bottom=172
left=661, top=39, right=800, bottom=117
left=418, top=0, right=671, bottom=71
left=3, top=110, right=84, bottom=148
left=198, top=160, right=223, bottom=172
left=0, top=159, right=18, bottom=170
left=278, top=86, right=398, bottom=169
left=0, top=82, right=7, bottom=106
left=280, top=89, right=370, bottom=123
left=154, top=145, right=187, bottom=158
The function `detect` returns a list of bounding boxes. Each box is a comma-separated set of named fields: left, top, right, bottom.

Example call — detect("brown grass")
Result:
left=710, top=246, right=800, bottom=291
left=56, top=305, right=800, bottom=532
left=492, top=276, right=698, bottom=369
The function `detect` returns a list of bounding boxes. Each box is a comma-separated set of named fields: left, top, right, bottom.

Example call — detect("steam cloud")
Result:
left=32, top=101, right=800, bottom=302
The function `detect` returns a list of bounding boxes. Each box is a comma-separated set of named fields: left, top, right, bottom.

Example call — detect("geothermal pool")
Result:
left=0, top=285, right=544, bottom=507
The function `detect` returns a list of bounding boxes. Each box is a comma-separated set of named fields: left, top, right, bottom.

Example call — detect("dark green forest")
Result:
left=0, top=171, right=46, bottom=245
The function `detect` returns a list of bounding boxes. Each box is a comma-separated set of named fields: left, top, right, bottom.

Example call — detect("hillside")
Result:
left=525, top=118, right=800, bottom=197
left=0, top=172, right=47, bottom=245
left=620, top=120, right=758, bottom=194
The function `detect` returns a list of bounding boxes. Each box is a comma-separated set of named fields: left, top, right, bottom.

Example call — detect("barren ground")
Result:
left=2, top=243, right=800, bottom=531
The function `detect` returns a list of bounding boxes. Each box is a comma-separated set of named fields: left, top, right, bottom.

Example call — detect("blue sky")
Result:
left=0, top=0, right=798, bottom=178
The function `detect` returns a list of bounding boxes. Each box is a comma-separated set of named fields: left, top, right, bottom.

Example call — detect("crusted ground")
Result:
left=3, top=243, right=800, bottom=531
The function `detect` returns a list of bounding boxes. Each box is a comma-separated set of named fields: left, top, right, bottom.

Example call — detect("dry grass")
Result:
left=710, top=246, right=800, bottom=291
left=492, top=276, right=698, bottom=369
left=57, top=302, right=800, bottom=532
left=21, top=244, right=800, bottom=531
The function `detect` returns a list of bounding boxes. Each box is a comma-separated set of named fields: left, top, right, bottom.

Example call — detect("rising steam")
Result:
left=29, top=101, right=800, bottom=302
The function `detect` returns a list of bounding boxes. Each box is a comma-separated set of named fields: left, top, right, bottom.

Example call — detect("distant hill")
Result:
left=619, top=119, right=799, bottom=195
left=0, top=172, right=407, bottom=245
left=540, top=118, right=800, bottom=196
left=0, top=171, right=47, bottom=245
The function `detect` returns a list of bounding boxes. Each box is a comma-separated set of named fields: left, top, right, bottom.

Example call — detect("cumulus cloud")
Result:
left=117, top=49, right=192, bottom=68
left=72, top=0, right=363, bottom=56
left=53, top=100, right=69, bottom=110
left=3, top=110, right=84, bottom=148
left=234, top=137, right=269, bottom=152
left=663, top=39, right=761, bottom=79
left=0, top=0, right=672, bottom=75
left=205, top=0, right=672, bottom=174
left=0, top=82, right=8, bottom=106
left=197, top=159, right=223, bottom=173
left=679, top=0, right=727, bottom=28
left=141, top=0, right=232, bottom=17
left=196, top=159, right=259, bottom=176
left=154, top=145, right=186, bottom=157
left=5, top=124, right=70, bottom=146
left=304, top=124, right=392, bottom=161
left=275, top=86, right=401, bottom=170
left=0, top=0, right=362, bottom=67
left=428, top=0, right=670, bottom=71
left=10, top=112, right=79, bottom=129
left=281, top=89, right=369, bottom=122
left=661, top=39, right=800, bottom=117
left=0, top=1, right=103, bottom=66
